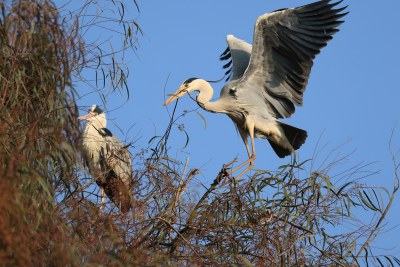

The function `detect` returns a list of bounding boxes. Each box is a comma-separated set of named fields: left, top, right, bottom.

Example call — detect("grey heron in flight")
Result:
left=164, top=0, right=347, bottom=178
left=79, top=105, right=133, bottom=213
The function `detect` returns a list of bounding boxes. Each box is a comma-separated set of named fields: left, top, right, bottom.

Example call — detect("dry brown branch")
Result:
left=169, top=161, right=232, bottom=253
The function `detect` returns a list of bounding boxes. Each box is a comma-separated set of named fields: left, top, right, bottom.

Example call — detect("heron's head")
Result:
left=78, top=104, right=107, bottom=127
left=163, top=77, right=200, bottom=106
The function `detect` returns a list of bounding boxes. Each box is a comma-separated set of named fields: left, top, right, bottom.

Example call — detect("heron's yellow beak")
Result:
left=78, top=113, right=94, bottom=121
left=163, top=86, right=188, bottom=106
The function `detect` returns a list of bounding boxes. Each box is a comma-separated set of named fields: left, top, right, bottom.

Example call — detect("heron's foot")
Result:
left=222, top=157, right=238, bottom=174
left=99, top=189, right=105, bottom=212
left=231, top=154, right=256, bottom=180
left=291, top=150, right=297, bottom=165
left=230, top=153, right=255, bottom=176
left=246, top=153, right=256, bottom=163
left=224, top=157, right=238, bottom=169
left=288, top=150, right=297, bottom=176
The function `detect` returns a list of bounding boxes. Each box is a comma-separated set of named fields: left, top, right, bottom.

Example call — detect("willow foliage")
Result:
left=0, top=0, right=140, bottom=265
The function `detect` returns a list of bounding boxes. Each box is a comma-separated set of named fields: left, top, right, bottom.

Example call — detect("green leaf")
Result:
left=196, top=111, right=207, bottom=129
left=181, top=130, right=190, bottom=149
left=359, top=190, right=379, bottom=211
left=384, top=256, right=395, bottom=267
left=393, top=256, right=400, bottom=265
left=337, top=181, right=353, bottom=196
left=363, top=190, right=380, bottom=212
left=376, top=257, right=384, bottom=267
left=364, top=247, right=369, bottom=267
left=148, top=135, right=161, bottom=144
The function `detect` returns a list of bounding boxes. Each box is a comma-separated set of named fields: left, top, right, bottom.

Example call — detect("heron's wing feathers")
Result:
left=239, top=0, right=347, bottom=118
left=102, top=133, right=133, bottom=188
left=220, top=35, right=252, bottom=82
left=97, top=129, right=133, bottom=212
left=97, top=127, right=113, bottom=137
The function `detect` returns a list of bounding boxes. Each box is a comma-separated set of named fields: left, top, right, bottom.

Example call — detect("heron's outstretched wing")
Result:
left=220, top=35, right=252, bottom=82
left=237, top=0, right=348, bottom=118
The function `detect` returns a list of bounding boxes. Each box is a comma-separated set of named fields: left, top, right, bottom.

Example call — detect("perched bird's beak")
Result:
left=163, top=86, right=188, bottom=106
left=78, top=113, right=94, bottom=121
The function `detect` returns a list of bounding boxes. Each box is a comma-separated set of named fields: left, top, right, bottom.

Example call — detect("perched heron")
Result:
left=79, top=105, right=133, bottom=213
left=164, top=0, right=347, bottom=178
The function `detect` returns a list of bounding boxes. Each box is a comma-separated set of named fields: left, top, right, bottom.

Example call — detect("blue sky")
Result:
left=65, top=0, right=400, bottom=257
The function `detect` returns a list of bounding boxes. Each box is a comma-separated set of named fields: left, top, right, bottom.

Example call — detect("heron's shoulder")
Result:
left=98, top=128, right=113, bottom=137
left=226, top=35, right=252, bottom=52
left=219, top=80, right=241, bottom=97
left=226, top=34, right=247, bottom=45
left=255, top=7, right=294, bottom=26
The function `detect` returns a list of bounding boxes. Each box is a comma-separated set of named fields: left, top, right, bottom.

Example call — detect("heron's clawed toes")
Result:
left=226, top=157, right=239, bottom=167
left=222, top=157, right=238, bottom=172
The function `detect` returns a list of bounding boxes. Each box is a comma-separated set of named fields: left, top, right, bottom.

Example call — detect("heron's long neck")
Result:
left=82, top=115, right=106, bottom=164
left=83, top=115, right=106, bottom=138
left=196, top=80, right=227, bottom=114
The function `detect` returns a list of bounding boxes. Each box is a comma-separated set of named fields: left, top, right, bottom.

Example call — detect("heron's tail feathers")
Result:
left=101, top=177, right=132, bottom=213
left=119, top=186, right=132, bottom=213
left=281, top=122, right=308, bottom=151
left=268, top=122, right=308, bottom=158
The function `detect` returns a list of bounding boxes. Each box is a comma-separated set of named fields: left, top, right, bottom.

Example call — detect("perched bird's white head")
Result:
left=163, top=78, right=200, bottom=106
left=78, top=104, right=107, bottom=128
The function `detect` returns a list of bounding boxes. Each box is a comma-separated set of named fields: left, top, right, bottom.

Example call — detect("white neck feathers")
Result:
left=194, top=79, right=228, bottom=114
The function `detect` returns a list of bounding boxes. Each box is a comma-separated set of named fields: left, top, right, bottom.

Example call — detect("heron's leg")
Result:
left=230, top=128, right=251, bottom=174
left=231, top=125, right=256, bottom=178
left=100, top=188, right=105, bottom=211
left=288, top=149, right=297, bottom=177
left=292, top=149, right=297, bottom=164
left=240, top=130, right=252, bottom=159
